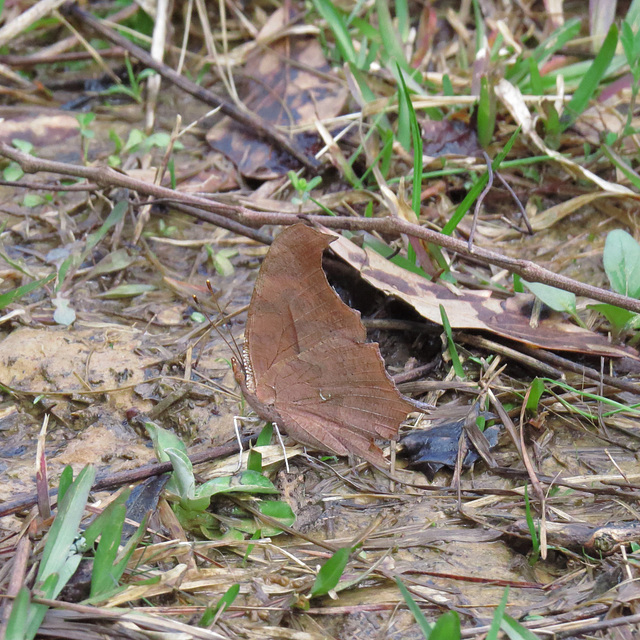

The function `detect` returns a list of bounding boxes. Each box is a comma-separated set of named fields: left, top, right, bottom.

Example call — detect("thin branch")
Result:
left=3, top=142, right=640, bottom=314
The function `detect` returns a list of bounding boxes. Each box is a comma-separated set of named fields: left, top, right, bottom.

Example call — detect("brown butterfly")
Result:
left=232, top=224, right=412, bottom=468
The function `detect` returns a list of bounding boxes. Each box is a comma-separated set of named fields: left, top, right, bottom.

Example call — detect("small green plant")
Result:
left=6, top=465, right=145, bottom=640
left=206, top=244, right=239, bottom=277
left=590, top=229, right=640, bottom=339
left=102, top=55, right=156, bottom=104
left=145, top=422, right=295, bottom=541
left=75, top=112, right=96, bottom=162
left=3, top=139, right=34, bottom=181
left=288, top=170, right=322, bottom=207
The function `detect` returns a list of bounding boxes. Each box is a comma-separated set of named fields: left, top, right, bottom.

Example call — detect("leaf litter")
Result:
left=1, top=1, right=640, bottom=639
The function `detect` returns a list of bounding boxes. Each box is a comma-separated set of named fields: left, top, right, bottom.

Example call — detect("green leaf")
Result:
left=603, top=229, right=640, bottom=298
left=58, top=465, right=74, bottom=503
left=12, top=139, right=33, bottom=154
left=23, top=194, right=45, bottom=208
left=90, top=503, right=126, bottom=597
left=165, top=447, right=196, bottom=501
left=247, top=449, right=262, bottom=473
left=38, top=465, right=95, bottom=583
left=310, top=547, right=351, bottom=597
left=256, top=423, right=273, bottom=447
left=145, top=421, right=188, bottom=459
left=442, top=126, right=520, bottom=235
left=396, top=63, right=423, bottom=216
left=86, top=249, right=137, bottom=278
left=0, top=274, right=55, bottom=311
left=195, top=470, right=279, bottom=499
left=521, top=280, right=576, bottom=314
left=3, top=161, right=24, bottom=181
left=589, top=303, right=635, bottom=333
left=256, top=499, right=295, bottom=526
left=312, top=0, right=356, bottom=65
left=429, top=611, right=460, bottom=640
left=84, top=201, right=128, bottom=257
left=395, top=577, right=433, bottom=637
left=477, top=76, right=496, bottom=148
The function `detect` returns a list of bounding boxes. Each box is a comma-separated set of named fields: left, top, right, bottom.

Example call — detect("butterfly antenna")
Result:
left=191, top=282, right=242, bottom=363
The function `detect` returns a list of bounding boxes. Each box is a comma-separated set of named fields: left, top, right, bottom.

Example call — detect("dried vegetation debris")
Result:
left=1, top=0, right=640, bottom=639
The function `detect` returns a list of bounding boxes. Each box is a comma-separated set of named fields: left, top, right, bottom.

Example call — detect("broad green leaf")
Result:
left=196, top=470, right=279, bottom=499
left=3, top=161, right=24, bottom=181
left=38, top=465, right=95, bottom=582
left=86, top=249, right=137, bottom=278
left=90, top=503, right=126, bottom=597
left=521, top=280, right=576, bottom=314
left=429, top=611, right=461, bottom=640
left=603, top=229, right=640, bottom=298
left=588, top=303, right=635, bottom=333
left=310, top=547, right=351, bottom=597
left=165, top=447, right=196, bottom=501
left=145, top=421, right=188, bottom=460
left=257, top=499, right=295, bottom=525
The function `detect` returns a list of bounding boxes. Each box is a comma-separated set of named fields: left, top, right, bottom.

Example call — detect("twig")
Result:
left=3, top=142, right=640, bottom=314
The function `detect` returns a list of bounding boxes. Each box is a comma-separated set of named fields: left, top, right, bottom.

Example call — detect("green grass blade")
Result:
left=561, top=24, right=618, bottom=131
left=5, top=587, right=30, bottom=640
left=90, top=503, right=126, bottom=597
left=38, top=465, right=95, bottom=583
left=442, top=126, right=520, bottom=235
left=0, top=274, right=55, bottom=311
left=312, top=0, right=356, bottom=65
left=395, top=576, right=433, bottom=638
left=487, top=588, right=509, bottom=640
left=439, top=305, right=465, bottom=379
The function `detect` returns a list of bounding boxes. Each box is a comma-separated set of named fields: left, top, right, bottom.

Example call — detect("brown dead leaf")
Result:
left=328, top=231, right=635, bottom=358
left=206, top=7, right=347, bottom=179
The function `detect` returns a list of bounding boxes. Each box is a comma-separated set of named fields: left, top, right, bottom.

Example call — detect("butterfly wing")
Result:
left=260, top=336, right=412, bottom=466
left=244, top=225, right=366, bottom=380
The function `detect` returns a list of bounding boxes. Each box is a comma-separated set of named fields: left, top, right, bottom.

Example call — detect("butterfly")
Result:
left=232, top=224, right=412, bottom=468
